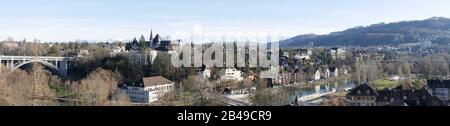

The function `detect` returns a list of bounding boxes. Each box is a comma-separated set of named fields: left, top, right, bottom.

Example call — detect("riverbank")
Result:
left=284, top=75, right=352, bottom=90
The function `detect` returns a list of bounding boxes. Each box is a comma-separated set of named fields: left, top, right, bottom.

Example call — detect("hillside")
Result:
left=281, top=17, right=450, bottom=47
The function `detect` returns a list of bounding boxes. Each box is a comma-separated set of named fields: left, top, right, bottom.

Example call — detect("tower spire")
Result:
left=149, top=29, right=153, bottom=42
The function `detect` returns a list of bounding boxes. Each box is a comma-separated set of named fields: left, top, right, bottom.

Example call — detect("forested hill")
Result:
left=280, top=17, right=450, bottom=47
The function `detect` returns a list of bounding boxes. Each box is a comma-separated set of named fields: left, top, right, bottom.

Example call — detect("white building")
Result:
left=314, top=70, right=321, bottom=80
left=294, top=54, right=311, bottom=60
left=111, top=45, right=127, bottom=55
left=221, top=68, right=244, bottom=81
left=324, top=68, right=331, bottom=79
left=77, top=49, right=90, bottom=57
left=420, top=40, right=432, bottom=49
left=202, top=68, right=211, bottom=79
left=124, top=76, right=175, bottom=103
left=294, top=48, right=312, bottom=60
left=300, top=48, right=312, bottom=56
left=329, top=47, right=346, bottom=60
left=330, top=67, right=339, bottom=77
left=128, top=50, right=158, bottom=65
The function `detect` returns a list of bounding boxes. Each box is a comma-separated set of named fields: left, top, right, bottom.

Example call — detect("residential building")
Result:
left=221, top=68, right=244, bottom=81
left=330, top=67, right=339, bottom=77
left=340, top=66, right=349, bottom=75
left=300, top=48, right=312, bottom=56
left=323, top=68, right=330, bottom=79
left=111, top=45, right=127, bottom=56
left=294, top=48, right=312, bottom=60
left=123, top=76, right=175, bottom=103
left=77, top=49, right=90, bottom=57
left=275, top=72, right=291, bottom=85
left=314, top=69, right=321, bottom=80
left=347, top=84, right=378, bottom=106
left=280, top=55, right=289, bottom=67
left=294, top=54, right=310, bottom=60
left=427, top=80, right=450, bottom=102
left=347, top=84, right=447, bottom=106
left=329, top=47, right=346, bottom=60
left=376, top=85, right=446, bottom=106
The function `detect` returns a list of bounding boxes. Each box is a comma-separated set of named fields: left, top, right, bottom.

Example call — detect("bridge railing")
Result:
left=0, top=55, right=77, bottom=61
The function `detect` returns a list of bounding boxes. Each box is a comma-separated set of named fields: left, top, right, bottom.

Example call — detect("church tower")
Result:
left=149, top=29, right=153, bottom=42
left=147, top=29, right=153, bottom=48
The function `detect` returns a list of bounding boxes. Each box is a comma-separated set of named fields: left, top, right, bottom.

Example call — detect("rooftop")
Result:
left=347, top=84, right=378, bottom=96
left=142, top=76, right=175, bottom=87
left=427, top=80, right=450, bottom=88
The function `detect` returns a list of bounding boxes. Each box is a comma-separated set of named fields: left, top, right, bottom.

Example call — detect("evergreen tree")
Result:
left=125, top=43, right=131, bottom=51
left=139, top=35, right=146, bottom=50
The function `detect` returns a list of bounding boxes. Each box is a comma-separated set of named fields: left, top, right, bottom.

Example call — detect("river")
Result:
left=280, top=79, right=356, bottom=105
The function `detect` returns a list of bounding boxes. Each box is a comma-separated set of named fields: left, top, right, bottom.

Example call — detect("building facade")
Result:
left=314, top=69, right=321, bottom=80
left=221, top=68, right=244, bottom=81
left=202, top=68, right=211, bottom=79
left=347, top=84, right=446, bottom=106
left=330, top=67, right=339, bottom=77
left=346, top=84, right=378, bottom=106
left=329, top=47, right=346, bottom=60
left=427, top=80, right=450, bottom=102
left=123, top=76, right=175, bottom=103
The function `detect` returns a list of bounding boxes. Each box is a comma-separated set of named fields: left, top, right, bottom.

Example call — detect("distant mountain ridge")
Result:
left=280, top=17, right=450, bottom=47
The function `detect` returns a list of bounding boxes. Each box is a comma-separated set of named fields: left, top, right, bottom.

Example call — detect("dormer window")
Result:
left=357, top=90, right=361, bottom=95
left=366, top=90, right=371, bottom=95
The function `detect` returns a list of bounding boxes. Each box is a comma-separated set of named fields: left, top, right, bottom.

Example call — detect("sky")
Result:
left=1, top=0, right=450, bottom=42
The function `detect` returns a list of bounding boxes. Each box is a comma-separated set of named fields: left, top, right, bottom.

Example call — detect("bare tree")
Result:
left=354, top=58, right=363, bottom=84
left=73, top=68, right=125, bottom=106
left=366, top=59, right=382, bottom=84
left=436, top=56, right=449, bottom=79
left=355, top=57, right=382, bottom=85
left=441, top=61, right=449, bottom=79
left=30, top=63, right=57, bottom=106
left=250, top=79, right=288, bottom=106
left=420, top=56, right=434, bottom=79
left=0, top=63, right=56, bottom=106
left=420, top=54, right=450, bottom=79
left=383, top=62, right=397, bottom=75
left=110, top=90, right=132, bottom=106
left=182, top=75, right=214, bottom=106
left=398, top=60, right=411, bottom=89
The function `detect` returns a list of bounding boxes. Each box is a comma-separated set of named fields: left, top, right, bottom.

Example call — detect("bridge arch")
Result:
left=1, top=55, right=75, bottom=78
left=12, top=60, right=59, bottom=72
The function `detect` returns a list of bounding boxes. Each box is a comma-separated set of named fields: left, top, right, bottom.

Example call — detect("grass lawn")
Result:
left=373, top=79, right=398, bottom=90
